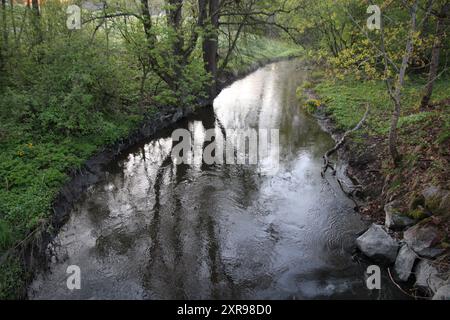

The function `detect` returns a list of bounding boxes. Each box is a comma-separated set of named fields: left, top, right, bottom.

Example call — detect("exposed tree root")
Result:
left=321, top=104, right=370, bottom=177
left=337, top=178, right=361, bottom=210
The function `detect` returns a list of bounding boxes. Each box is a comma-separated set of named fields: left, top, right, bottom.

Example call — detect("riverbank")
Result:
left=0, top=38, right=303, bottom=299
left=298, top=66, right=450, bottom=298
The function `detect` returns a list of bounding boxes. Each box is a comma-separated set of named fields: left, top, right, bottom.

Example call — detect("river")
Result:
left=29, top=59, right=406, bottom=299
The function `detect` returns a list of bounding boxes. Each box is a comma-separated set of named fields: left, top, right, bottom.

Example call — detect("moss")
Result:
left=425, top=196, right=442, bottom=213
left=407, top=208, right=427, bottom=220
left=409, top=193, right=425, bottom=210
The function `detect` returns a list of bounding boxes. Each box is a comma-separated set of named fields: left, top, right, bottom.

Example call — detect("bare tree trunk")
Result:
left=30, top=0, right=42, bottom=45
left=202, top=0, right=219, bottom=97
left=1, top=0, right=7, bottom=46
left=167, top=0, right=183, bottom=57
left=167, top=0, right=183, bottom=89
left=10, top=0, right=16, bottom=41
left=420, top=3, right=449, bottom=109
left=140, top=0, right=175, bottom=88
left=0, top=0, right=7, bottom=75
left=388, top=1, right=418, bottom=166
left=31, top=0, right=39, bottom=16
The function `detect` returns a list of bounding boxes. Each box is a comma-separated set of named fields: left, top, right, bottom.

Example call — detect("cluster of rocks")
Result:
left=356, top=186, right=450, bottom=300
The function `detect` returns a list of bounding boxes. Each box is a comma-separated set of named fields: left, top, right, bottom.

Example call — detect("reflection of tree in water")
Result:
left=141, top=109, right=241, bottom=298
left=90, top=62, right=330, bottom=298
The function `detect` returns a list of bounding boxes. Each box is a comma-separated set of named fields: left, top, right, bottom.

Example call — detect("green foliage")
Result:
left=224, top=34, right=303, bottom=72
left=288, top=0, right=449, bottom=82
left=0, top=2, right=147, bottom=257
left=0, top=256, right=26, bottom=299
left=0, top=220, right=12, bottom=251
left=303, top=98, right=321, bottom=115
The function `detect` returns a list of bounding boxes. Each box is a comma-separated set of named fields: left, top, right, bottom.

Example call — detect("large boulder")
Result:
left=403, top=224, right=444, bottom=258
left=356, top=224, right=399, bottom=263
left=414, top=260, right=447, bottom=293
left=432, top=285, right=450, bottom=300
left=394, top=245, right=416, bottom=282
left=422, top=186, right=450, bottom=217
left=384, top=201, right=415, bottom=230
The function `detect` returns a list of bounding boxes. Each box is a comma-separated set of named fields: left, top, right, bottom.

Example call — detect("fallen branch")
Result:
left=321, top=104, right=370, bottom=177
left=387, top=268, right=429, bottom=300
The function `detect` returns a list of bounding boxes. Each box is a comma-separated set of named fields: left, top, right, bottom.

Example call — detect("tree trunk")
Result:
left=388, top=1, right=418, bottom=166
left=388, top=98, right=402, bottom=165
left=1, top=0, right=7, bottom=46
left=140, top=0, right=175, bottom=88
left=202, top=0, right=219, bottom=98
left=167, top=0, right=183, bottom=88
left=0, top=0, right=7, bottom=76
left=31, top=0, right=39, bottom=14
left=420, top=3, right=449, bottom=109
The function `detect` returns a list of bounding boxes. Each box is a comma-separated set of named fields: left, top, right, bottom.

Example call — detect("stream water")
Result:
left=29, top=59, right=406, bottom=299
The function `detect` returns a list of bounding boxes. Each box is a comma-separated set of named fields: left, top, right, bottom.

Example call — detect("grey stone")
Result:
left=403, top=224, right=443, bottom=258
left=432, top=284, right=450, bottom=300
left=81, top=1, right=106, bottom=11
left=422, top=186, right=450, bottom=217
left=384, top=202, right=415, bottom=230
left=394, top=245, right=416, bottom=281
left=356, top=224, right=399, bottom=263
left=414, top=260, right=447, bottom=293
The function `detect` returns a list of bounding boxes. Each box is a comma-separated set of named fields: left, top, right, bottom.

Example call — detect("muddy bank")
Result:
left=3, top=55, right=301, bottom=299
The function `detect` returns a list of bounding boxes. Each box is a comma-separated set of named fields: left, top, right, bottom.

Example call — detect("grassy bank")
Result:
left=224, top=34, right=303, bottom=73
left=301, top=71, right=449, bottom=222
left=0, top=35, right=302, bottom=299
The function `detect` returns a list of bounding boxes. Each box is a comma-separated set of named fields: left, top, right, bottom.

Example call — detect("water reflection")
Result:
left=30, top=60, right=405, bottom=299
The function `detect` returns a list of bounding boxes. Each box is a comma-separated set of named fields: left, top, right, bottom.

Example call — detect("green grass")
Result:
left=0, top=114, right=144, bottom=249
left=312, top=73, right=450, bottom=214
left=314, top=76, right=450, bottom=142
left=224, top=34, right=304, bottom=72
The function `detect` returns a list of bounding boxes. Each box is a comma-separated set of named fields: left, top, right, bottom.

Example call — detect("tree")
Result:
left=201, top=0, right=219, bottom=96
left=380, top=1, right=419, bottom=166
left=0, top=0, right=7, bottom=75
left=420, top=1, right=449, bottom=109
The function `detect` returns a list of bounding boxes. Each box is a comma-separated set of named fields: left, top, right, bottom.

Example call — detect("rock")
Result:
left=394, top=245, right=416, bottom=282
left=414, top=260, right=447, bottom=293
left=432, top=285, right=450, bottom=300
left=409, top=193, right=425, bottom=210
left=81, top=1, right=106, bottom=11
left=356, top=224, right=399, bottom=263
left=384, top=202, right=415, bottom=230
left=403, top=224, right=444, bottom=258
left=422, top=186, right=450, bottom=217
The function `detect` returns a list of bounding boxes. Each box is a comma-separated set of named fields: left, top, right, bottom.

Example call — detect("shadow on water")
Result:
left=29, top=59, right=409, bottom=300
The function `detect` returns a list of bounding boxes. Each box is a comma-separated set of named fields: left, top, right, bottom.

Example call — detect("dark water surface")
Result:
left=30, top=60, right=406, bottom=299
